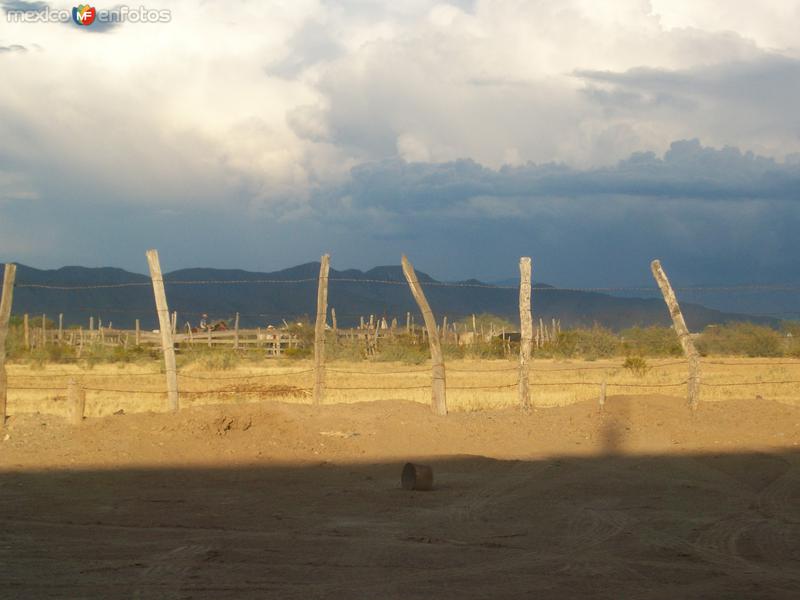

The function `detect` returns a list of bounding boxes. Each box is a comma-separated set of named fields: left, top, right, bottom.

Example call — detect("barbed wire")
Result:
left=179, top=388, right=311, bottom=396
left=607, top=381, right=688, bottom=388
left=450, top=382, right=518, bottom=390
left=178, top=369, right=315, bottom=380
left=7, top=386, right=65, bottom=392
left=326, top=384, right=432, bottom=391
left=81, top=387, right=165, bottom=394
left=326, top=367, right=430, bottom=375
left=8, top=371, right=164, bottom=379
left=15, top=282, right=150, bottom=290
left=9, top=373, right=800, bottom=396
left=702, top=360, right=800, bottom=366
left=15, top=277, right=800, bottom=293
left=700, top=379, right=800, bottom=387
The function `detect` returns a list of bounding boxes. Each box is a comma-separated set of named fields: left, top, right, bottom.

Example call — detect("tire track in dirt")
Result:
left=134, top=544, right=215, bottom=600
left=757, top=466, right=800, bottom=523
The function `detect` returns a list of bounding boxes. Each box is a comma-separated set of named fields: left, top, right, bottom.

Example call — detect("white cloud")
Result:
left=0, top=0, right=798, bottom=218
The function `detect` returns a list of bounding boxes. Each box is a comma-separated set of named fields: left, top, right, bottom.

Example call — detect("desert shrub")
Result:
left=327, top=336, right=364, bottom=361
left=622, top=356, right=649, bottom=377
left=374, top=337, right=429, bottom=364
left=543, top=330, right=579, bottom=358
left=281, top=318, right=314, bottom=359
left=202, top=351, right=236, bottom=370
left=696, top=323, right=783, bottom=357
left=620, top=326, right=682, bottom=357
left=576, top=325, right=620, bottom=359
left=465, top=337, right=508, bottom=359
left=442, top=342, right=467, bottom=360
left=284, top=346, right=312, bottom=359
left=781, top=322, right=800, bottom=357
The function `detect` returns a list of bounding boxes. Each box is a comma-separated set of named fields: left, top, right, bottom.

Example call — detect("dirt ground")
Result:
left=2, top=395, right=800, bottom=598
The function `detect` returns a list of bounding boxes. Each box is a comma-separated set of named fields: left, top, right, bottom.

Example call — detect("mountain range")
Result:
left=7, top=263, right=776, bottom=331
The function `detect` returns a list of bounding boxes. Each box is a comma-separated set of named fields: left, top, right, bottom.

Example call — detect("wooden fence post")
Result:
left=135, top=319, right=141, bottom=346
left=58, top=313, right=63, bottom=344
left=145, top=249, right=179, bottom=412
left=23, top=313, right=29, bottom=350
left=313, top=254, right=330, bottom=406
left=650, top=259, right=701, bottom=409
left=599, top=380, right=606, bottom=412
left=331, top=307, right=337, bottom=333
left=67, top=378, right=85, bottom=425
left=234, top=312, right=240, bottom=350
left=401, top=255, right=447, bottom=416
left=518, top=257, right=533, bottom=411
left=0, top=264, right=17, bottom=426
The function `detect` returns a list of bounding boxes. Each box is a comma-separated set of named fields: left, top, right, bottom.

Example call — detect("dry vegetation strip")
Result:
left=5, top=357, right=800, bottom=417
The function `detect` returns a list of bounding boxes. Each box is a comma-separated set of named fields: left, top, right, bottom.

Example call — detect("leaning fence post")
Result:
left=145, top=249, right=179, bottom=412
left=518, top=257, right=533, bottom=411
left=650, top=259, right=701, bottom=409
left=313, top=254, right=330, bottom=406
left=401, top=255, right=447, bottom=416
left=0, top=263, right=17, bottom=426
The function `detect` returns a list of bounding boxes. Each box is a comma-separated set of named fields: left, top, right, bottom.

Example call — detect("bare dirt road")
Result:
left=2, top=395, right=799, bottom=599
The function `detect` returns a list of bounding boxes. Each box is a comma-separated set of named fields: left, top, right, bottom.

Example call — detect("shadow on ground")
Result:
left=1, top=451, right=799, bottom=599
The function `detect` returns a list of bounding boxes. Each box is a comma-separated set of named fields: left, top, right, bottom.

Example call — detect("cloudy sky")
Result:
left=1, top=0, right=800, bottom=286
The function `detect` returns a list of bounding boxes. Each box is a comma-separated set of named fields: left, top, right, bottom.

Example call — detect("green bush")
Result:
left=374, top=340, right=428, bottom=364
left=696, top=323, right=783, bottom=357
left=620, top=326, right=682, bottom=357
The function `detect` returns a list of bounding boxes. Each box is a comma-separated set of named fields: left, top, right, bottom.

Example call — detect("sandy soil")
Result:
left=1, top=395, right=800, bottom=598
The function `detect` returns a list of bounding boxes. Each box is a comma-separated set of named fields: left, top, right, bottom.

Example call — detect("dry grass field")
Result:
left=2, top=357, right=800, bottom=598
left=6, top=356, right=800, bottom=417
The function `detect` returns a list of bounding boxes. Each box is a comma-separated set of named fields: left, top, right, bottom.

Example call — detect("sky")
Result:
left=1, top=0, right=800, bottom=286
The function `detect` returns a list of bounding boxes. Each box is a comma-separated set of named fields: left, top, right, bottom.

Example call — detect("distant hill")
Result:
left=8, top=263, right=777, bottom=331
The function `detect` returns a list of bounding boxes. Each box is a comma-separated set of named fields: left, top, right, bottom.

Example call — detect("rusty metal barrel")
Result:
left=401, top=462, right=433, bottom=491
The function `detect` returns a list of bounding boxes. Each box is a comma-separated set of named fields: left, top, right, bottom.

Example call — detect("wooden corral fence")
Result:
left=15, top=312, right=561, bottom=359
left=15, top=319, right=302, bottom=357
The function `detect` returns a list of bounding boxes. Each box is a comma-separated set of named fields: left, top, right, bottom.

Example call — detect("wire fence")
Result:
left=7, top=359, right=800, bottom=397
left=3, top=259, right=800, bottom=418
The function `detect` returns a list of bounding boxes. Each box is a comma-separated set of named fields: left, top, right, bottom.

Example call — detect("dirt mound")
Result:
left=2, top=395, right=799, bottom=469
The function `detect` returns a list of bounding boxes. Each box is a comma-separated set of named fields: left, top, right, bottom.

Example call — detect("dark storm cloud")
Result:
left=576, top=56, right=800, bottom=136
left=315, top=139, right=800, bottom=216
left=3, top=140, right=800, bottom=288
left=296, top=140, right=800, bottom=285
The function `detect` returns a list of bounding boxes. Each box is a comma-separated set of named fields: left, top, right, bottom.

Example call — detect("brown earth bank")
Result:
left=1, top=396, right=800, bottom=598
